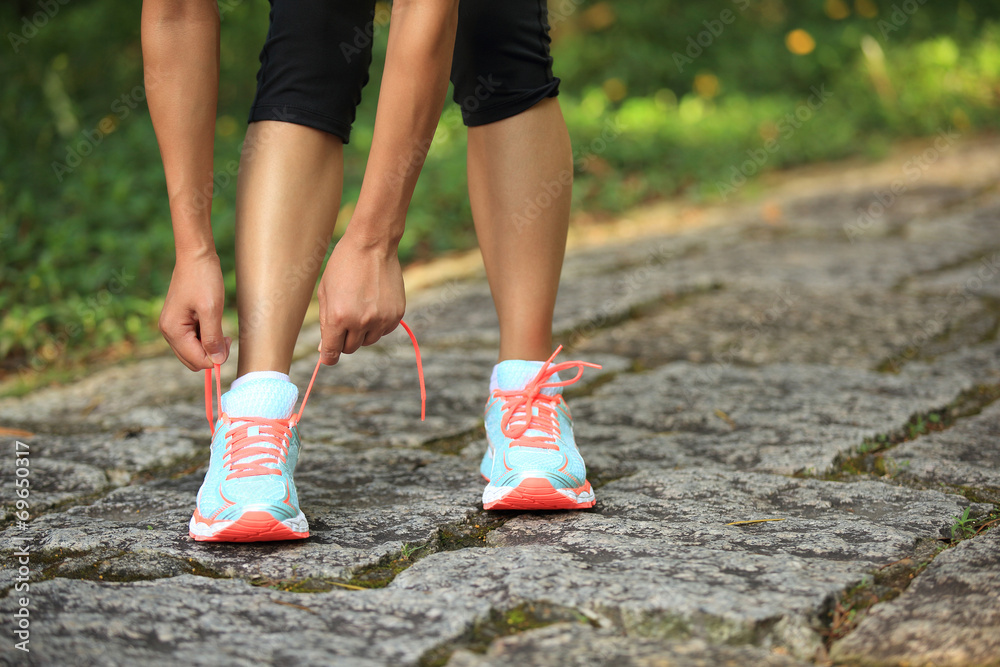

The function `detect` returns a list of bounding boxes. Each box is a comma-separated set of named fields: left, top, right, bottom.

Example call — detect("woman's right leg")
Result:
left=189, top=0, right=375, bottom=543
left=235, top=122, right=343, bottom=377
left=234, top=0, right=377, bottom=376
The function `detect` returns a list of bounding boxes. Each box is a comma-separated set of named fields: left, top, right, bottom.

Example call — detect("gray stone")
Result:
left=0, top=356, right=214, bottom=433
left=887, top=400, right=1000, bottom=494
left=0, top=445, right=486, bottom=585
left=577, top=284, right=989, bottom=371
left=414, top=230, right=989, bottom=349
left=390, top=469, right=979, bottom=659
left=0, top=429, right=199, bottom=518
left=924, top=340, right=1000, bottom=388
left=570, top=360, right=969, bottom=475
left=831, top=528, right=1000, bottom=666
left=777, top=183, right=979, bottom=240
left=902, top=194, right=1000, bottom=295
left=445, top=622, right=810, bottom=667
left=0, top=574, right=488, bottom=667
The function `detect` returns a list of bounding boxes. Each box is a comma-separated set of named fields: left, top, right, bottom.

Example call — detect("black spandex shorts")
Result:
left=248, top=0, right=561, bottom=143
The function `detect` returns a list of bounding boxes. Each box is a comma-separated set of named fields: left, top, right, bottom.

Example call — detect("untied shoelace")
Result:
left=204, top=321, right=426, bottom=479
left=496, top=345, right=601, bottom=450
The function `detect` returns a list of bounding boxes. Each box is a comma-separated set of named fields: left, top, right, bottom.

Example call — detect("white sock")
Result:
left=489, top=361, right=561, bottom=394
left=231, top=370, right=291, bottom=391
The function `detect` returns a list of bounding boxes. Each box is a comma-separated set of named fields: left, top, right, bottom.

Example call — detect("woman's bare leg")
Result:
left=466, top=98, right=573, bottom=362
left=234, top=121, right=344, bottom=376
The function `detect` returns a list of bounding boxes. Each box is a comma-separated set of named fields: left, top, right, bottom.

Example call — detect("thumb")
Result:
left=200, top=317, right=228, bottom=366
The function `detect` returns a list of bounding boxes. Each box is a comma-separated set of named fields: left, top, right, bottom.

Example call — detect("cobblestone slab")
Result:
left=0, top=446, right=484, bottom=586
left=414, top=232, right=988, bottom=349
left=389, top=470, right=978, bottom=659
left=577, top=284, right=990, bottom=371
left=831, top=528, right=1000, bottom=666
left=0, top=429, right=199, bottom=519
left=0, top=574, right=488, bottom=667
left=569, top=360, right=968, bottom=475
left=445, top=623, right=810, bottom=667
left=887, top=400, right=1000, bottom=494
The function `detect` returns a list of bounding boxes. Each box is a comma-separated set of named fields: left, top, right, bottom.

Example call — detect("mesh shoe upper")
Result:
left=195, top=377, right=302, bottom=522
left=482, top=350, right=600, bottom=489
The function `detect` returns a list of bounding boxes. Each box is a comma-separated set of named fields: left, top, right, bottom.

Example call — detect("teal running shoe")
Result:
left=188, top=321, right=426, bottom=542
left=481, top=347, right=601, bottom=510
left=189, top=370, right=309, bottom=542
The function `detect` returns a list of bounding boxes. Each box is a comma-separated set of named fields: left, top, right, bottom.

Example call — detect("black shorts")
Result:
left=248, top=0, right=561, bottom=143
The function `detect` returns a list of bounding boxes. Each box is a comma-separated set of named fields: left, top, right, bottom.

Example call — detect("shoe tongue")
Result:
left=493, top=360, right=562, bottom=396
left=221, top=378, right=298, bottom=420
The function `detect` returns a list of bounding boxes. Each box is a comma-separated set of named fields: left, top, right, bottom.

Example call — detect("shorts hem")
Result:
left=248, top=104, right=353, bottom=144
left=461, top=79, right=560, bottom=127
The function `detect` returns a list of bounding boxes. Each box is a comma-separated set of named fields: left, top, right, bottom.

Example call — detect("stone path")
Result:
left=3, top=137, right=1000, bottom=666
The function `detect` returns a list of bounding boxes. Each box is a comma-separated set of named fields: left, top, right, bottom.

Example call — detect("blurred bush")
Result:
left=1, top=0, right=999, bottom=385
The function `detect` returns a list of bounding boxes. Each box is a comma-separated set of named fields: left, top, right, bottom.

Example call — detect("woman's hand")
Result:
left=317, top=229, right=405, bottom=365
left=159, top=249, right=231, bottom=371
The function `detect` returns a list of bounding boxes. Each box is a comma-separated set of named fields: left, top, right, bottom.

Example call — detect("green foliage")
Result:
left=3, top=0, right=1000, bottom=378
left=949, top=506, right=976, bottom=542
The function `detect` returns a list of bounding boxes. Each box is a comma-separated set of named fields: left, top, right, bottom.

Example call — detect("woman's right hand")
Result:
left=159, top=249, right=231, bottom=371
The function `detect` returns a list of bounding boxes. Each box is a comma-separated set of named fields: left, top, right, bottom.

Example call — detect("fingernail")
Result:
left=210, top=353, right=226, bottom=364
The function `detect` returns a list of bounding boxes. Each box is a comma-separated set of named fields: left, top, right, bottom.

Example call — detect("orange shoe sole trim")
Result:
left=189, top=510, right=309, bottom=542
left=484, top=477, right=595, bottom=510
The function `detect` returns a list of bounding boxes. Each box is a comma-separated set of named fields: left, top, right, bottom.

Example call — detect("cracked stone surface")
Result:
left=2, top=138, right=1000, bottom=665
left=1, top=447, right=485, bottom=587
left=445, top=623, right=811, bottom=667
left=830, top=528, right=1000, bottom=666
left=389, top=470, right=980, bottom=659
left=887, top=400, right=1000, bottom=495
left=570, top=360, right=969, bottom=475
left=0, top=574, right=490, bottom=666
left=578, top=284, right=992, bottom=371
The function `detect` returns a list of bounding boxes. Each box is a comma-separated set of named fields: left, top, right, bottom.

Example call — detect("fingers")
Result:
left=159, top=305, right=229, bottom=372
left=199, top=314, right=229, bottom=366
left=320, top=316, right=402, bottom=365
left=161, top=320, right=212, bottom=371
left=342, top=329, right=368, bottom=355
left=319, top=321, right=347, bottom=366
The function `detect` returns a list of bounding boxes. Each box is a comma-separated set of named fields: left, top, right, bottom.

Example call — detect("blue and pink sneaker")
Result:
left=481, top=347, right=601, bottom=510
left=188, top=369, right=311, bottom=542
left=189, top=322, right=425, bottom=542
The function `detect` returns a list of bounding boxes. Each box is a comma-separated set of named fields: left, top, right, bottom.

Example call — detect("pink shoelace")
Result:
left=204, top=321, right=426, bottom=479
left=495, top=346, right=601, bottom=450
